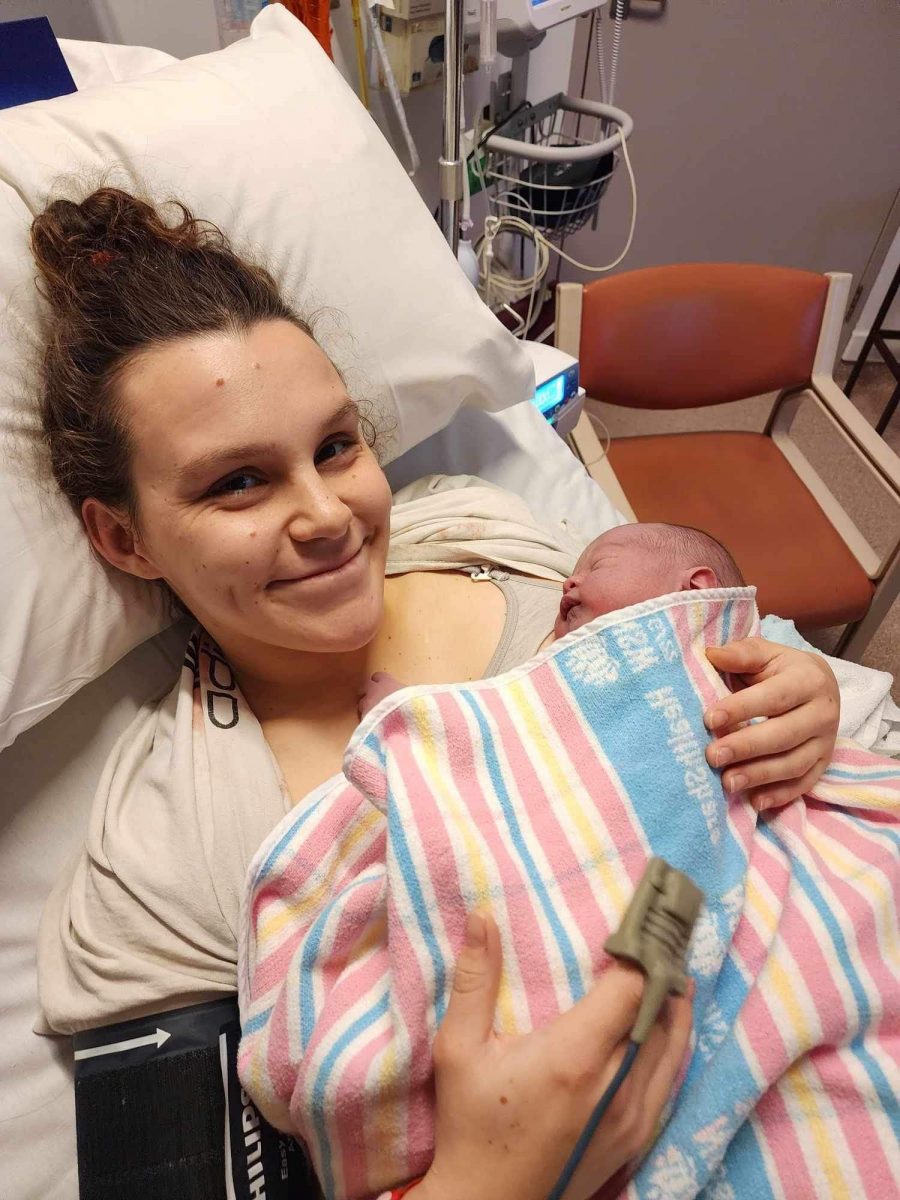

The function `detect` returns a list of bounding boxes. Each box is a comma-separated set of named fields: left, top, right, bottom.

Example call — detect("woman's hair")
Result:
left=30, top=186, right=339, bottom=528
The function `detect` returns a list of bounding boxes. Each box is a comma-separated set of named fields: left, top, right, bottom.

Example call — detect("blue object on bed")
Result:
left=0, top=17, right=76, bottom=110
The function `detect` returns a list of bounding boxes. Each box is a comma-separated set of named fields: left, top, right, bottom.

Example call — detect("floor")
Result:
left=585, top=362, right=900, bottom=701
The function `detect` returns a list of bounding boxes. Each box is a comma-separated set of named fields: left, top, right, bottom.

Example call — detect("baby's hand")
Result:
left=358, top=671, right=404, bottom=719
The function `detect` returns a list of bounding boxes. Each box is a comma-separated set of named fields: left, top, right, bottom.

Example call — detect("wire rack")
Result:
left=481, top=93, right=632, bottom=240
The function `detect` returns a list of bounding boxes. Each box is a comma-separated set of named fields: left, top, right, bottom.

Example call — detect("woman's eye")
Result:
left=210, top=471, right=262, bottom=497
left=315, top=436, right=357, bottom=466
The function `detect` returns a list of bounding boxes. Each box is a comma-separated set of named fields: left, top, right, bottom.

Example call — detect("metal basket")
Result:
left=481, top=94, right=633, bottom=240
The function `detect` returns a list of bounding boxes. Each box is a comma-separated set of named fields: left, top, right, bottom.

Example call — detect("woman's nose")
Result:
left=285, top=477, right=352, bottom=543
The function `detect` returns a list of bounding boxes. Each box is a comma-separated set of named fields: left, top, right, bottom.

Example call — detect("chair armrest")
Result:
left=567, top=413, right=638, bottom=522
left=811, top=372, right=900, bottom=494
left=769, top=381, right=900, bottom=579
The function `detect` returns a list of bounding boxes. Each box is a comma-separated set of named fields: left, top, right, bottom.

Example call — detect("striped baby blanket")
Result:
left=239, top=589, right=900, bottom=1200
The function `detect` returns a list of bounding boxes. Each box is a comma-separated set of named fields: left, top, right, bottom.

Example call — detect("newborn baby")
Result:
left=360, top=521, right=744, bottom=716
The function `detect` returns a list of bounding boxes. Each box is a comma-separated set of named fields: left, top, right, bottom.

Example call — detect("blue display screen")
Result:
left=534, top=372, right=566, bottom=414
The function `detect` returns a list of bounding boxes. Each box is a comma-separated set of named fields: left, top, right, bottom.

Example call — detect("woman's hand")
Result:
left=704, top=637, right=840, bottom=811
left=416, top=911, right=693, bottom=1200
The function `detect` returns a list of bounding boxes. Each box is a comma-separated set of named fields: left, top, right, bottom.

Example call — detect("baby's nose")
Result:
left=563, top=576, right=578, bottom=593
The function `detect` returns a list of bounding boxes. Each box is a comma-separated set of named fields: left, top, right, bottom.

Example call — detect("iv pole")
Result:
left=438, top=0, right=465, bottom=254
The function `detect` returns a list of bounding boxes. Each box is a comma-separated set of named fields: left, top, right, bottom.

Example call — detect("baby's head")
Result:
left=555, top=523, right=744, bottom=638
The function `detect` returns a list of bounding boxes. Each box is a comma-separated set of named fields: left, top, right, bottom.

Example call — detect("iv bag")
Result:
left=213, top=0, right=266, bottom=46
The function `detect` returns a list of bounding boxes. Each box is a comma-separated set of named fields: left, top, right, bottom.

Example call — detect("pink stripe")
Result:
left=757, top=805, right=853, bottom=1033
left=668, top=603, right=731, bottom=715
left=252, top=829, right=387, bottom=995
left=251, top=925, right=307, bottom=999
left=264, top=968, right=296, bottom=1104
left=432, top=689, right=560, bottom=1028
left=809, top=1044, right=897, bottom=1194
left=336, top=1021, right=397, bottom=1197
left=736, top=982, right=794, bottom=1080
left=250, top=783, right=377, bottom=932
left=814, top=810, right=900, bottom=927
left=751, top=1083, right=820, bottom=1197
left=522, top=667, right=647, bottom=888
left=823, top=740, right=900, bottom=782
left=779, top=809, right=900, bottom=1034
left=264, top=874, right=388, bottom=1117
left=728, top=815, right=792, bottom=979
left=337, top=712, right=454, bottom=1177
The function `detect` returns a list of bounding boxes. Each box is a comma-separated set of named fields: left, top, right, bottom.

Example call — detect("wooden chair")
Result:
left=555, top=264, right=900, bottom=660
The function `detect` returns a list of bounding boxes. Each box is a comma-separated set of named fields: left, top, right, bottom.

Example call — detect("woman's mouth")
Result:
left=268, top=542, right=367, bottom=590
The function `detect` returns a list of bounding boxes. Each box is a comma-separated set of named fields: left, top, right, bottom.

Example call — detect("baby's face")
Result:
left=554, top=528, right=681, bottom=638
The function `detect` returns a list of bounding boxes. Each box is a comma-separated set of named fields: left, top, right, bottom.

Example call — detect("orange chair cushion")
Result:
left=606, top=431, right=874, bottom=627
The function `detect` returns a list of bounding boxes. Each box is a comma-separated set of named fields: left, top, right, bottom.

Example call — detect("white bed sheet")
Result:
left=0, top=398, right=620, bottom=1200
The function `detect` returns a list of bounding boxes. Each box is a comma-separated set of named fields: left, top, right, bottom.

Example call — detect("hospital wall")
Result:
left=563, top=0, right=900, bottom=306
left=0, top=0, right=220, bottom=56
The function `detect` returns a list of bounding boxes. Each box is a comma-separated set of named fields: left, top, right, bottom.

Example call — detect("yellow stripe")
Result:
left=744, top=872, right=779, bottom=942
left=259, top=806, right=383, bottom=943
left=781, top=1062, right=852, bottom=1198
left=349, top=912, right=388, bottom=964
left=815, top=778, right=899, bottom=813
left=745, top=873, right=815, bottom=1050
left=764, top=954, right=814, bottom=1054
left=507, top=678, right=627, bottom=915
left=804, top=825, right=900, bottom=966
left=371, top=1040, right=399, bottom=1180
left=409, top=697, right=519, bottom=1033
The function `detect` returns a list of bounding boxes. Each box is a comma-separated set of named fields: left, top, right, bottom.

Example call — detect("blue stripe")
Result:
left=634, top=1032, right=766, bottom=1197
left=759, top=822, right=899, bottom=1120
left=257, top=792, right=325, bottom=882
left=241, top=1006, right=272, bottom=1036
left=387, top=799, right=451, bottom=1022
left=710, top=1114, right=778, bottom=1200
left=846, top=1031, right=900, bottom=1138
left=363, top=730, right=388, bottom=762
left=460, top=690, right=584, bottom=1001
left=310, top=991, right=391, bottom=1200
left=823, top=764, right=900, bottom=783
left=842, top=810, right=900, bottom=851
left=299, top=876, right=376, bottom=1050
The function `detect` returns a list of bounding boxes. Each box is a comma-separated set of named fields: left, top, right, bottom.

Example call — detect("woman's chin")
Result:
left=282, top=596, right=384, bottom=653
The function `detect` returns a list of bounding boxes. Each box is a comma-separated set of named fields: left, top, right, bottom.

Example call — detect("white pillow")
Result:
left=0, top=6, right=532, bottom=750
left=56, top=38, right=176, bottom=88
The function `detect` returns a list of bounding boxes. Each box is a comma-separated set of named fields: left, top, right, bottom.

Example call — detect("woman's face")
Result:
left=103, top=319, right=393, bottom=658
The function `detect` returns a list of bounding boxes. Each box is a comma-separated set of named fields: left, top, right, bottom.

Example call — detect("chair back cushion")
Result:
left=580, top=264, right=828, bottom=408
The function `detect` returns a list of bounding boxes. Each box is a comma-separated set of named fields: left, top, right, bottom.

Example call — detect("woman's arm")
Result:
left=704, top=638, right=840, bottom=811
left=415, top=912, right=693, bottom=1200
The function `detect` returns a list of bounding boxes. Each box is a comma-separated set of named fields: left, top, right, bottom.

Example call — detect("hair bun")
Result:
left=30, top=187, right=210, bottom=310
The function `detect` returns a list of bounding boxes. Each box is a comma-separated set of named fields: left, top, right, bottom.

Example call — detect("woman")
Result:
left=32, top=189, right=839, bottom=1197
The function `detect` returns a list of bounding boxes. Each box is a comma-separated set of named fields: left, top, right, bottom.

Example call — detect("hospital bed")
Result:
left=0, top=10, right=894, bottom=1200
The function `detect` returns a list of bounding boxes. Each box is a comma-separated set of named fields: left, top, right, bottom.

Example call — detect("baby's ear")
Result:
left=686, top=566, right=719, bottom=591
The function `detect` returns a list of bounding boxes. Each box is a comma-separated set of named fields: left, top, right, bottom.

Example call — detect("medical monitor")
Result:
left=497, top=0, right=607, bottom=54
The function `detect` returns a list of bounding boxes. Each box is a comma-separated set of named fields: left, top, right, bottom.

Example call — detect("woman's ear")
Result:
left=685, top=565, right=719, bottom=591
left=81, top=497, right=163, bottom=581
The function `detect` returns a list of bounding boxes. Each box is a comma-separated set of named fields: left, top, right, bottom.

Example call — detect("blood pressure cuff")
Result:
left=73, top=997, right=322, bottom=1200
